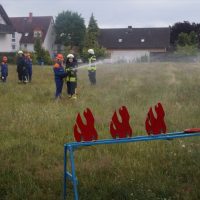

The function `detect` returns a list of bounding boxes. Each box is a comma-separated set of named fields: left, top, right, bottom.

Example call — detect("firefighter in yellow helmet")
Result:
left=87, top=49, right=96, bottom=85
left=65, top=54, right=77, bottom=99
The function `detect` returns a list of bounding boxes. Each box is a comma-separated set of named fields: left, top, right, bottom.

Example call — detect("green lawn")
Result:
left=0, top=62, right=200, bottom=200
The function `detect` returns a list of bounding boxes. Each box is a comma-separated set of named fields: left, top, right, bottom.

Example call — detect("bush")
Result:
left=175, top=44, right=199, bottom=56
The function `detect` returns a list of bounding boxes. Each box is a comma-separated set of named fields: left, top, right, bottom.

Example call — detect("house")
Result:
left=98, top=26, right=170, bottom=62
left=10, top=13, right=56, bottom=57
left=0, top=4, right=15, bottom=52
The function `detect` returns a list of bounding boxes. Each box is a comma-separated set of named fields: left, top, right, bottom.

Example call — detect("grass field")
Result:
left=0, top=62, right=200, bottom=200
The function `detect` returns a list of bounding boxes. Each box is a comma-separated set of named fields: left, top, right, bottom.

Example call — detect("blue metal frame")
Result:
left=63, top=131, right=200, bottom=200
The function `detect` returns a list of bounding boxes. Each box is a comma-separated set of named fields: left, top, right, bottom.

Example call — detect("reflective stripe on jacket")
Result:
left=88, top=55, right=96, bottom=71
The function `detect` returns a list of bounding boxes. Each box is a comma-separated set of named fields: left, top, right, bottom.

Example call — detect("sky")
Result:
left=1, top=0, right=200, bottom=28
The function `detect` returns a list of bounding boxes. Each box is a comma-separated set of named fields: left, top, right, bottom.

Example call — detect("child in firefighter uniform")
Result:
left=65, top=54, right=77, bottom=99
left=17, top=50, right=27, bottom=83
left=25, top=53, right=32, bottom=82
left=88, top=49, right=96, bottom=85
left=53, top=54, right=68, bottom=99
left=1, top=56, right=8, bottom=82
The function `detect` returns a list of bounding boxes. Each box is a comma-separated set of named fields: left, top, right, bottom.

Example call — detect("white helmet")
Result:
left=18, top=50, right=23, bottom=54
left=88, top=49, right=94, bottom=55
left=67, top=54, right=74, bottom=58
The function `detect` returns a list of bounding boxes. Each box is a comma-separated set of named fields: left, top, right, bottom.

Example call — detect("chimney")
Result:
left=28, top=12, right=33, bottom=23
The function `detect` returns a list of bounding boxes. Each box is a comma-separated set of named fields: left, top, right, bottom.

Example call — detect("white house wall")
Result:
left=12, top=32, right=22, bottom=52
left=43, top=18, right=55, bottom=58
left=0, top=33, right=12, bottom=52
left=110, top=50, right=150, bottom=63
left=20, top=43, right=34, bottom=52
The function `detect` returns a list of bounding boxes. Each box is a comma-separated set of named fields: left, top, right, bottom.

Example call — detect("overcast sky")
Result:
left=1, top=0, right=200, bottom=28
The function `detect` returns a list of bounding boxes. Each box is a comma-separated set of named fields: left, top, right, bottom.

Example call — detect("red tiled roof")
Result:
left=10, top=16, right=53, bottom=44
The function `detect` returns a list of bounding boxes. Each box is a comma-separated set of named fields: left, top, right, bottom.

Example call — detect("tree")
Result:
left=176, top=31, right=198, bottom=56
left=34, top=37, right=52, bottom=65
left=177, top=31, right=198, bottom=46
left=84, top=13, right=99, bottom=48
left=170, top=21, right=195, bottom=44
left=55, top=11, right=86, bottom=49
left=82, top=13, right=107, bottom=61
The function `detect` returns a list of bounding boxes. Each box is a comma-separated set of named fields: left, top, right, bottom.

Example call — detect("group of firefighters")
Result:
left=53, top=48, right=97, bottom=100
left=0, top=48, right=96, bottom=100
left=17, top=50, right=33, bottom=83
left=0, top=51, right=33, bottom=83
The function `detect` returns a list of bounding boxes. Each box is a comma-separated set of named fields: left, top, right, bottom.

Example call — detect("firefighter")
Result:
left=25, top=53, right=32, bottom=82
left=17, top=50, right=27, bottom=83
left=88, top=49, right=96, bottom=85
left=65, top=54, right=77, bottom=99
left=53, top=54, right=68, bottom=99
left=0, top=56, right=8, bottom=82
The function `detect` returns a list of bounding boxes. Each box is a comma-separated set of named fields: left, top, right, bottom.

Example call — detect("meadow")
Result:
left=0, top=62, right=200, bottom=200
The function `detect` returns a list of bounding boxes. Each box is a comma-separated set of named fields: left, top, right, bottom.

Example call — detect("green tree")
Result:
left=84, top=13, right=99, bottom=48
left=177, top=32, right=190, bottom=46
left=55, top=11, right=86, bottom=50
left=176, top=31, right=199, bottom=56
left=189, top=31, right=198, bottom=45
left=177, top=31, right=198, bottom=46
left=34, top=37, right=52, bottom=65
left=82, top=13, right=108, bottom=61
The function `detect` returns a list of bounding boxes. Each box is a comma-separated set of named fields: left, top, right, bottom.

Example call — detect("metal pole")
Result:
left=68, top=145, right=79, bottom=200
left=67, top=132, right=200, bottom=148
left=63, top=146, right=67, bottom=200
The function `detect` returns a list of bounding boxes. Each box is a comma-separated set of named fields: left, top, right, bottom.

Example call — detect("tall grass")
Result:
left=0, top=62, right=200, bottom=200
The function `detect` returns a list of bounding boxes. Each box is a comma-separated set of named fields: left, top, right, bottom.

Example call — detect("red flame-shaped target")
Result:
left=73, top=108, right=98, bottom=142
left=145, top=102, right=167, bottom=135
left=110, top=106, right=133, bottom=138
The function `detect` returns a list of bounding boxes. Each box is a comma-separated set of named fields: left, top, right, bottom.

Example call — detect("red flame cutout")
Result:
left=110, top=106, right=133, bottom=138
left=145, top=102, right=167, bottom=135
left=73, top=108, right=98, bottom=142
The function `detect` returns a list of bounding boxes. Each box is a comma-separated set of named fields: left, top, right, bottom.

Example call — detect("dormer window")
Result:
left=118, top=38, right=123, bottom=43
left=34, top=30, right=42, bottom=38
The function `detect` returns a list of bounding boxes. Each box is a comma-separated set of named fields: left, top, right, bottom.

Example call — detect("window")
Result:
left=12, top=38, right=15, bottom=42
left=12, top=44, right=16, bottom=50
left=24, top=44, right=27, bottom=48
left=12, top=32, right=15, bottom=38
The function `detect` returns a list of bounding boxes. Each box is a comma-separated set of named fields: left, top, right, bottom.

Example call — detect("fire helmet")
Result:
left=56, top=54, right=64, bottom=61
left=67, top=54, right=74, bottom=58
left=18, top=50, right=23, bottom=54
left=88, top=49, right=94, bottom=55
left=2, top=56, right=7, bottom=62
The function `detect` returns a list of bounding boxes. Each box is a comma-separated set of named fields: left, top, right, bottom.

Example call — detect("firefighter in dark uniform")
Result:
left=87, top=49, right=96, bottom=85
left=1, top=56, right=8, bottom=82
left=17, top=50, right=27, bottom=83
left=25, top=53, right=32, bottom=82
left=65, top=54, right=77, bottom=99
